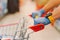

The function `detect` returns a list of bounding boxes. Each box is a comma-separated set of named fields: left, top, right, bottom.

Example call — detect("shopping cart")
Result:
left=0, top=17, right=34, bottom=40
left=0, top=16, right=45, bottom=40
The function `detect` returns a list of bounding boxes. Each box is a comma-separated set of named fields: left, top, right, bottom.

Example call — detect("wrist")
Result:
left=52, top=14, right=60, bottom=20
left=45, top=13, right=55, bottom=24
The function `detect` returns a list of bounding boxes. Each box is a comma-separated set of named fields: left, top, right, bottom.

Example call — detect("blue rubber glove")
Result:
left=32, top=9, right=45, bottom=19
left=34, top=17, right=50, bottom=25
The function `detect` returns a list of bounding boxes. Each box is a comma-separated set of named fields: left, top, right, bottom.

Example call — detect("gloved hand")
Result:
left=34, top=17, right=50, bottom=25
left=32, top=9, right=45, bottom=19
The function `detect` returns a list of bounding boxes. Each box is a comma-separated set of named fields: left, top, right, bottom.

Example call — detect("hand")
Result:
left=52, top=6, right=60, bottom=19
left=34, top=17, right=50, bottom=25
left=32, top=9, right=45, bottom=19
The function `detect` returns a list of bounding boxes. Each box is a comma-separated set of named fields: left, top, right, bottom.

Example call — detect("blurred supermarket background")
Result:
left=0, top=0, right=60, bottom=40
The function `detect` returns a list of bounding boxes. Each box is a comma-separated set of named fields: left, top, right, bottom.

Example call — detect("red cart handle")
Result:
left=29, top=24, right=44, bottom=32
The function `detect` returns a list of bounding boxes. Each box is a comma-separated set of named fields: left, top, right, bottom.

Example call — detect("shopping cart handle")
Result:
left=29, top=24, right=44, bottom=32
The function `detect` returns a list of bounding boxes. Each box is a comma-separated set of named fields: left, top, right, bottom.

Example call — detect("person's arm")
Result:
left=52, top=6, right=60, bottom=20
left=42, top=0, right=60, bottom=12
left=34, top=5, right=60, bottom=25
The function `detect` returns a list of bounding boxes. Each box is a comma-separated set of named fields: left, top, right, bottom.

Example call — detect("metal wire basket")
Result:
left=0, top=17, right=34, bottom=40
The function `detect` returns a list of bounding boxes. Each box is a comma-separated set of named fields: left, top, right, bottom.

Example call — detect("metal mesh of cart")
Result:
left=0, top=17, right=34, bottom=40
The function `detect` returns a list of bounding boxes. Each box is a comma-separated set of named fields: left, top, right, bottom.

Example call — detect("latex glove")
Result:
left=32, top=9, right=45, bottom=19
left=34, top=17, right=50, bottom=25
